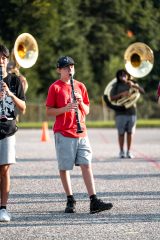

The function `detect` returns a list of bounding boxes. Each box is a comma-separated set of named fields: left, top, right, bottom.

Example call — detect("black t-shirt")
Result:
left=3, top=73, right=26, bottom=119
left=0, top=73, right=26, bottom=139
left=110, top=81, right=136, bottom=116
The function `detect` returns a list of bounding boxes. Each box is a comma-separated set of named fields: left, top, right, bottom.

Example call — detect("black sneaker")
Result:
left=65, top=198, right=76, bottom=213
left=90, top=198, right=113, bottom=214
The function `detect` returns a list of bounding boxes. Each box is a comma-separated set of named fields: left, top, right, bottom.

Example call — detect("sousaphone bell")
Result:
left=124, top=42, right=154, bottom=78
left=13, top=33, right=38, bottom=69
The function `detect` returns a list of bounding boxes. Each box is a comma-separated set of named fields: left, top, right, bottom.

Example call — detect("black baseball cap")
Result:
left=57, top=56, right=74, bottom=68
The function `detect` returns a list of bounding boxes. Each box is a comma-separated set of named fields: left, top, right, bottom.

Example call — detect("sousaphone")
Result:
left=13, top=33, right=38, bottom=68
left=8, top=33, right=39, bottom=93
left=124, top=42, right=154, bottom=78
left=104, top=42, right=154, bottom=109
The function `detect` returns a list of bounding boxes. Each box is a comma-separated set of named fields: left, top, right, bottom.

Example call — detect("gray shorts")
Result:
left=0, top=135, right=16, bottom=165
left=54, top=133, right=92, bottom=170
left=115, top=115, right=136, bottom=135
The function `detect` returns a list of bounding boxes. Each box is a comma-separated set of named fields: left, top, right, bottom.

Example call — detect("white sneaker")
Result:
left=126, top=151, right=134, bottom=159
left=119, top=151, right=125, bottom=158
left=0, top=209, right=11, bottom=222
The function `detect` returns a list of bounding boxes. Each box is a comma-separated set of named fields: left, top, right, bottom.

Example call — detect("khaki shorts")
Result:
left=0, top=135, right=16, bottom=165
left=54, top=133, right=92, bottom=170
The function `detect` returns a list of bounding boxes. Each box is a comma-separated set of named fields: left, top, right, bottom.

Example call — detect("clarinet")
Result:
left=0, top=65, right=8, bottom=122
left=69, top=74, right=83, bottom=133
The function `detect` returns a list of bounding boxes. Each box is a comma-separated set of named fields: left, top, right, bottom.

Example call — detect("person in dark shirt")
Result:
left=0, top=44, right=26, bottom=222
left=7, top=61, right=28, bottom=94
left=110, top=69, right=144, bottom=159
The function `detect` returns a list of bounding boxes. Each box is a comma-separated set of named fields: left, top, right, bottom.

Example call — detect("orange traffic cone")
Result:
left=41, top=121, right=50, bottom=142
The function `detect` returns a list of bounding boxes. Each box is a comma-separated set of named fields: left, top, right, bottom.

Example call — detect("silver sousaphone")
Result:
left=104, top=42, right=154, bottom=109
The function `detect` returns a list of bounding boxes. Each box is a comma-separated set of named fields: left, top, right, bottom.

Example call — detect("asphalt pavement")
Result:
left=0, top=128, right=160, bottom=240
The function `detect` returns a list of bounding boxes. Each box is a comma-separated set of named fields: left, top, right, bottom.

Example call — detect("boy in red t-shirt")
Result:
left=46, top=56, right=113, bottom=214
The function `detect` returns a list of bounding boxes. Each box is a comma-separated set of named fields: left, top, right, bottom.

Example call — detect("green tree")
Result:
left=0, top=0, right=160, bottom=118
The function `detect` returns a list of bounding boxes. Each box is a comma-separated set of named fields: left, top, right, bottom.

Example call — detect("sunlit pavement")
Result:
left=0, top=128, right=160, bottom=240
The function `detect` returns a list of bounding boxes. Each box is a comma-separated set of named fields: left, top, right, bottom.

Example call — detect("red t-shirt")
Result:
left=46, top=79, right=89, bottom=138
left=157, top=82, right=160, bottom=97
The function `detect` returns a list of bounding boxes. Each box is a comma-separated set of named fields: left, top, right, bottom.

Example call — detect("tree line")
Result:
left=0, top=0, right=160, bottom=117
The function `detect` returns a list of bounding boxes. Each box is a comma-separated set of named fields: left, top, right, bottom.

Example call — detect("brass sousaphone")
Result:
left=104, top=42, right=154, bottom=109
left=13, top=32, right=39, bottom=68
left=8, top=33, right=39, bottom=93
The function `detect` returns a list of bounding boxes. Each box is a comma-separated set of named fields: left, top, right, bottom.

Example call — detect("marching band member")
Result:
left=110, top=69, right=144, bottom=159
left=7, top=61, right=28, bottom=94
left=157, top=82, right=160, bottom=105
left=0, top=44, right=26, bottom=222
left=46, top=56, right=113, bottom=214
